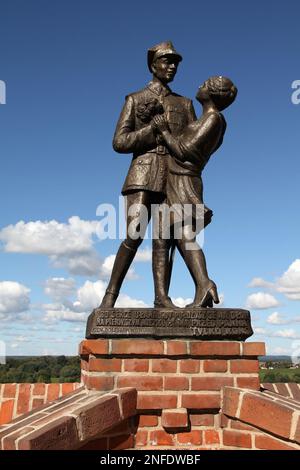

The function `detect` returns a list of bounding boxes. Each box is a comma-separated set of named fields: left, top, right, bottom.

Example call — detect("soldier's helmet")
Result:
left=147, top=41, right=182, bottom=72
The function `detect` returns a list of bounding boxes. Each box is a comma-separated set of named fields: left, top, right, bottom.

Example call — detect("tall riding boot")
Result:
left=100, top=241, right=137, bottom=308
left=153, top=247, right=177, bottom=308
left=176, top=240, right=219, bottom=308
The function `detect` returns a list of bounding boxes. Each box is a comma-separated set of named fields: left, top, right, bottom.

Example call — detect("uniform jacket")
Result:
left=112, top=80, right=196, bottom=195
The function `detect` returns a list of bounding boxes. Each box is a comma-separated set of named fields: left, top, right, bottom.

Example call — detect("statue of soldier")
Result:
left=100, top=41, right=196, bottom=308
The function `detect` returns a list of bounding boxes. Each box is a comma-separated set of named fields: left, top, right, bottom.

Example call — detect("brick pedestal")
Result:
left=79, top=338, right=265, bottom=449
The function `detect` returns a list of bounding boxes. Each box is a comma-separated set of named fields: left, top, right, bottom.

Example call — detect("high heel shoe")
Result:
left=187, top=280, right=220, bottom=308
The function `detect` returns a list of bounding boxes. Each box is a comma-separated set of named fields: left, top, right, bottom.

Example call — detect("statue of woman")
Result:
left=152, top=76, right=237, bottom=307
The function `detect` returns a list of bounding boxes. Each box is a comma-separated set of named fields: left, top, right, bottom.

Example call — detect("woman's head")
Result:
left=196, top=76, right=237, bottom=111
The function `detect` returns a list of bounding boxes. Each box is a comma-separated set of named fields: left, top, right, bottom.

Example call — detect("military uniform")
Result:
left=112, top=80, right=196, bottom=195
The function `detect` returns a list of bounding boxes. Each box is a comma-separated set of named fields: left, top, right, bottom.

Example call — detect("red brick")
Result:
left=117, top=376, right=163, bottom=391
left=62, top=383, right=76, bottom=395
left=181, top=393, right=220, bottom=410
left=223, top=429, right=252, bottom=448
left=2, top=426, right=35, bottom=450
left=138, top=415, right=158, bottom=427
left=221, top=387, right=241, bottom=417
left=137, top=394, right=177, bottom=410
left=33, top=383, right=46, bottom=396
left=255, top=434, right=296, bottom=450
left=104, top=420, right=131, bottom=437
left=32, top=398, right=45, bottom=409
left=72, top=395, right=121, bottom=441
left=180, top=359, right=200, bottom=373
left=242, top=342, right=266, bottom=356
left=0, top=400, right=14, bottom=425
left=46, top=384, right=60, bottom=402
left=165, top=377, right=189, bottom=390
left=240, top=393, right=293, bottom=439
left=293, top=414, right=300, bottom=444
left=275, top=383, right=290, bottom=397
left=166, top=341, right=187, bottom=355
left=190, top=341, right=240, bottom=356
left=177, top=430, right=202, bottom=445
left=152, top=358, right=177, bottom=373
left=79, top=438, right=108, bottom=450
left=79, top=339, right=109, bottom=355
left=18, top=416, right=79, bottom=450
left=111, top=339, right=164, bottom=355
left=192, top=377, right=233, bottom=391
left=190, top=413, right=215, bottom=427
left=220, top=413, right=230, bottom=428
left=230, top=359, right=259, bottom=373
left=124, top=359, right=149, bottom=372
left=288, top=383, right=300, bottom=401
left=236, top=377, right=260, bottom=390
left=109, top=434, right=134, bottom=450
left=81, top=359, right=89, bottom=371
left=3, top=384, right=16, bottom=398
left=86, top=376, right=114, bottom=391
left=17, top=384, right=31, bottom=415
left=135, top=430, right=148, bottom=446
left=111, top=388, right=137, bottom=420
left=161, top=409, right=188, bottom=429
left=89, top=357, right=122, bottom=372
left=230, top=420, right=256, bottom=431
left=203, top=360, right=227, bottom=373
left=149, top=430, right=174, bottom=446
left=204, top=429, right=220, bottom=444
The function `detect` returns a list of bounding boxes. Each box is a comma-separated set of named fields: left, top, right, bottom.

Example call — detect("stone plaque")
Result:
left=86, top=308, right=253, bottom=340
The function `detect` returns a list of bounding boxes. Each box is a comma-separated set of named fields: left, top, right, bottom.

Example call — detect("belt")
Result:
left=148, top=145, right=169, bottom=155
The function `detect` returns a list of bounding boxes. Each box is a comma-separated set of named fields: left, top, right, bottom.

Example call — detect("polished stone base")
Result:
left=86, top=307, right=253, bottom=341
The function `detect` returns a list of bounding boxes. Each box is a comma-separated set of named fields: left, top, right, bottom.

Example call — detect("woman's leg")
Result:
left=176, top=225, right=219, bottom=307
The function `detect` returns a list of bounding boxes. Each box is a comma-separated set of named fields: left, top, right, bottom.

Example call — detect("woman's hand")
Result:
left=152, top=114, right=169, bottom=133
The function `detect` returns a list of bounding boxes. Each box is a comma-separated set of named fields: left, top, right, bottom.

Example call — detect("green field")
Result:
left=259, top=368, right=300, bottom=383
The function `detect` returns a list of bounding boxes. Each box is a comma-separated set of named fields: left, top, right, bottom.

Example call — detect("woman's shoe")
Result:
left=187, top=281, right=219, bottom=308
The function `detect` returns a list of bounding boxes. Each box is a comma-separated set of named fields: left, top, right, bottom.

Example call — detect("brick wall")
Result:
left=0, top=383, right=81, bottom=425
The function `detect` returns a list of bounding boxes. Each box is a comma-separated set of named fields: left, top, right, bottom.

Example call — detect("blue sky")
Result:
left=0, top=0, right=299, bottom=357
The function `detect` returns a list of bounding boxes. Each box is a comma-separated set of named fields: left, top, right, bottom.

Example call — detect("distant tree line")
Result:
left=0, top=356, right=80, bottom=383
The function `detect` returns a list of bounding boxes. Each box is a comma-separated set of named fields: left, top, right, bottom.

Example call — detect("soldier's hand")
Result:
left=152, top=115, right=168, bottom=133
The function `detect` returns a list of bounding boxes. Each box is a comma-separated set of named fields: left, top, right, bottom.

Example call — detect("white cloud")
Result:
left=273, top=329, right=300, bottom=339
left=172, top=297, right=193, bottom=308
left=44, top=278, right=77, bottom=302
left=277, top=259, right=300, bottom=300
left=269, top=346, right=291, bottom=355
left=51, top=253, right=102, bottom=277
left=115, top=294, right=149, bottom=308
left=100, top=254, right=137, bottom=280
left=135, top=247, right=152, bottom=262
left=0, top=217, right=102, bottom=276
left=267, top=311, right=289, bottom=325
left=43, top=279, right=149, bottom=323
left=253, top=327, right=267, bottom=334
left=246, top=292, right=279, bottom=310
left=0, top=281, right=30, bottom=315
left=248, top=277, right=274, bottom=289
left=0, top=216, right=99, bottom=255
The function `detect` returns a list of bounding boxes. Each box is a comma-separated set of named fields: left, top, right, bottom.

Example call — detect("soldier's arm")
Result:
left=113, top=96, right=156, bottom=154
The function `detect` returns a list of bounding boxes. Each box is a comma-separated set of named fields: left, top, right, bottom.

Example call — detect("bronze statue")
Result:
left=152, top=76, right=237, bottom=307
left=100, top=41, right=196, bottom=308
